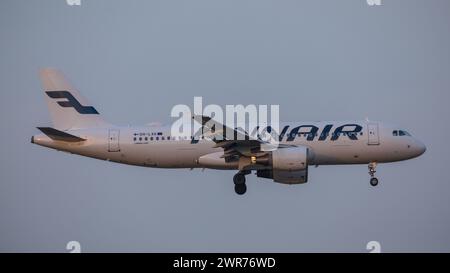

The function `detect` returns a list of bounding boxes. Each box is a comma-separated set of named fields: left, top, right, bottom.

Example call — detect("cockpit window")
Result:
left=393, top=130, right=411, bottom=136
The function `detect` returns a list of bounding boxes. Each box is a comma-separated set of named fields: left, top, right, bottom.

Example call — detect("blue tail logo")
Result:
left=45, top=91, right=99, bottom=114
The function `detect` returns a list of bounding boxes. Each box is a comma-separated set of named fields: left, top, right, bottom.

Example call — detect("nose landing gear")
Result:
left=233, top=170, right=251, bottom=195
left=368, top=162, right=379, bottom=187
left=370, top=177, right=379, bottom=187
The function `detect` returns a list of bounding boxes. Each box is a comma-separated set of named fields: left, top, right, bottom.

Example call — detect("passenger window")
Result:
left=162, top=137, right=165, bottom=140
left=150, top=137, right=153, bottom=141
left=156, top=137, right=159, bottom=140
left=145, top=137, right=148, bottom=141
left=393, top=130, right=398, bottom=136
left=133, top=137, right=136, bottom=141
left=167, top=136, right=171, bottom=140
left=399, top=130, right=406, bottom=136
left=139, top=137, right=142, bottom=141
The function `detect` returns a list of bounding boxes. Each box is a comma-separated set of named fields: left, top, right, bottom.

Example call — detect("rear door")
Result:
left=108, top=129, right=120, bottom=152
left=367, top=123, right=380, bottom=145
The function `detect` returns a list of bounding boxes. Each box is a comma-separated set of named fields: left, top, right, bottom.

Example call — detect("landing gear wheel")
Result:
left=234, top=183, right=247, bottom=195
left=233, top=173, right=246, bottom=185
left=233, top=172, right=248, bottom=195
left=370, top=177, right=379, bottom=187
left=368, top=162, right=378, bottom=187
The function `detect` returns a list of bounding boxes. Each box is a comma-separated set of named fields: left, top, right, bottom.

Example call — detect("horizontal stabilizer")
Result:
left=37, top=127, right=86, bottom=142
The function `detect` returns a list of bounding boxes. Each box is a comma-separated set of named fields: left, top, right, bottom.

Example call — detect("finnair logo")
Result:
left=66, top=0, right=81, bottom=6
left=170, top=97, right=364, bottom=145
left=46, top=91, right=99, bottom=114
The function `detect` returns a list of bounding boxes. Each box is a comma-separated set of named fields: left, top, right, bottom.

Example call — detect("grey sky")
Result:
left=1, top=0, right=449, bottom=252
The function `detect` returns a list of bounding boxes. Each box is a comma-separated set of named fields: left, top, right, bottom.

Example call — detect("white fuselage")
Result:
left=32, top=121, right=426, bottom=169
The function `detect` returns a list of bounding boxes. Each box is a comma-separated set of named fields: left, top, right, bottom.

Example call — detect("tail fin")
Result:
left=39, top=68, right=109, bottom=130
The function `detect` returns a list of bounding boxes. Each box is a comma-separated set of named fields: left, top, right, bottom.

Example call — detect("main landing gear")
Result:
left=233, top=171, right=251, bottom=195
left=368, top=162, right=379, bottom=187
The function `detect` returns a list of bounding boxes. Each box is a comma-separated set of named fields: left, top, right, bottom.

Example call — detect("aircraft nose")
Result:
left=415, top=140, right=426, bottom=157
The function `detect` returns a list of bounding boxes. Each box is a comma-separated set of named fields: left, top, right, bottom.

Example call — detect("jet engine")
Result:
left=257, top=146, right=309, bottom=184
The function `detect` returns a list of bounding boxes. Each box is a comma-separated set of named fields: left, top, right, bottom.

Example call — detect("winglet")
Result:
left=37, top=127, right=86, bottom=142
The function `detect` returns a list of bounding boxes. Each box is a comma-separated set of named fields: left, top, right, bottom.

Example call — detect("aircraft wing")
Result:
left=192, top=115, right=295, bottom=162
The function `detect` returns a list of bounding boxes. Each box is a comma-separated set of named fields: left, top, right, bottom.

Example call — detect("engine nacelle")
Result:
left=272, top=146, right=308, bottom=171
left=257, top=146, right=309, bottom=184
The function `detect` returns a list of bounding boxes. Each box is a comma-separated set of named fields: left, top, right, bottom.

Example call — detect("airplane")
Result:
left=31, top=68, right=426, bottom=195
